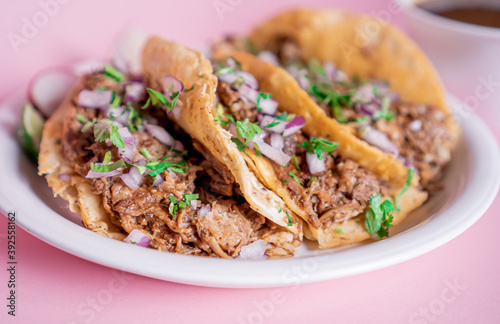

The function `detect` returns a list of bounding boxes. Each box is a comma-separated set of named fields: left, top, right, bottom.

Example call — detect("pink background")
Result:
left=1, top=0, right=499, bottom=323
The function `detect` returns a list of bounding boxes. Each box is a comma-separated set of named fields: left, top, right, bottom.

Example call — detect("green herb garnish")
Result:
left=288, top=171, right=303, bottom=188
left=76, top=114, right=88, bottom=123
left=396, top=169, right=414, bottom=211
left=292, top=155, right=301, bottom=171
left=286, top=211, right=293, bottom=226
left=104, top=65, right=124, bottom=82
left=90, top=159, right=125, bottom=173
left=235, top=119, right=263, bottom=143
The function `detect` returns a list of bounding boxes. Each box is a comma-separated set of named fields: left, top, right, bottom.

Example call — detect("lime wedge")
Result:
left=19, top=101, right=45, bottom=162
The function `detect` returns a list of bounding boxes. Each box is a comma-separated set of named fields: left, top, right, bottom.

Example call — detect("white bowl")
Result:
left=399, top=0, right=500, bottom=132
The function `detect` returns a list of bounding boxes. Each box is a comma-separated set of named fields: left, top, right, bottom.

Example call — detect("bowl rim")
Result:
left=399, top=0, right=500, bottom=39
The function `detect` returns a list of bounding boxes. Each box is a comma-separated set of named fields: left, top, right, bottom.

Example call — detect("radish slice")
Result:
left=124, top=229, right=151, bottom=247
left=306, top=152, right=326, bottom=174
left=113, top=26, right=147, bottom=76
left=28, top=67, right=77, bottom=119
left=72, top=60, right=105, bottom=76
left=238, top=239, right=268, bottom=260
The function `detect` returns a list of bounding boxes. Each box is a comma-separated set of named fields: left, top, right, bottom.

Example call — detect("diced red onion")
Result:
left=254, top=140, right=291, bottom=167
left=323, top=62, right=337, bottom=80
left=352, top=84, right=375, bottom=104
left=227, top=123, right=238, bottom=138
left=357, top=102, right=378, bottom=116
left=260, top=115, right=288, bottom=133
left=219, top=71, right=259, bottom=90
left=78, top=89, right=113, bottom=108
left=124, top=229, right=151, bottom=247
left=191, top=200, right=199, bottom=209
left=173, top=140, right=185, bottom=152
left=171, top=106, right=182, bottom=120
left=283, top=116, right=306, bottom=137
left=362, top=127, right=399, bottom=156
left=86, top=169, right=122, bottom=179
left=105, top=106, right=129, bottom=124
left=197, top=206, right=211, bottom=218
left=153, top=174, right=164, bottom=186
left=58, top=173, right=71, bottom=182
left=117, top=127, right=136, bottom=163
left=162, top=75, right=184, bottom=97
left=306, top=152, right=326, bottom=174
left=124, top=82, right=145, bottom=103
left=409, top=119, right=422, bottom=132
left=297, top=75, right=310, bottom=90
left=238, top=239, right=268, bottom=260
left=120, top=166, right=143, bottom=189
left=270, top=133, right=285, bottom=151
left=257, top=51, right=279, bottom=66
left=238, top=84, right=258, bottom=104
left=258, top=97, right=278, bottom=115
left=144, top=123, right=173, bottom=147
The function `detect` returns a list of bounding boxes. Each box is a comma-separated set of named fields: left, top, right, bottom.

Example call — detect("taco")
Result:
left=214, top=8, right=460, bottom=190
left=205, top=54, right=427, bottom=248
left=38, top=37, right=302, bottom=258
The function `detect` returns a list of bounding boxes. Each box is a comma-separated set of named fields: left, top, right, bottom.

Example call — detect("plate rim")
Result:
left=0, top=92, right=499, bottom=288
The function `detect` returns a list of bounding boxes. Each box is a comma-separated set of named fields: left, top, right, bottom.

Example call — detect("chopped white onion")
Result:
left=191, top=200, right=199, bottom=209
left=124, top=229, right=151, bottom=247
left=77, top=89, right=113, bottom=108
left=105, top=106, right=129, bottom=124
left=362, top=127, right=399, bottom=156
left=197, top=206, right=211, bottom=218
left=144, top=123, right=173, bottom=147
left=306, top=152, right=326, bottom=174
left=238, top=239, right=268, bottom=260
left=118, top=127, right=136, bottom=163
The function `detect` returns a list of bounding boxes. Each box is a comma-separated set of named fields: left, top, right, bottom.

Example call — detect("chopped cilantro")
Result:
left=256, top=92, right=271, bottom=111
left=146, top=160, right=187, bottom=176
left=235, top=119, right=263, bottom=143
left=94, top=119, right=124, bottom=148
left=283, top=180, right=288, bottom=186
left=374, top=96, right=395, bottom=121
left=396, top=169, right=414, bottom=211
left=110, top=93, right=122, bottom=108
left=264, top=119, right=281, bottom=129
left=104, top=65, right=124, bottom=82
left=76, top=114, right=88, bottom=123
left=130, top=241, right=137, bottom=245
left=183, top=193, right=199, bottom=206
left=253, top=142, right=262, bottom=157
left=103, top=151, right=112, bottom=163
left=146, top=88, right=177, bottom=112
left=300, top=137, right=339, bottom=159
left=308, top=59, right=326, bottom=77
left=310, top=176, right=318, bottom=182
left=364, top=193, right=395, bottom=238
left=286, top=211, right=293, bottom=226
left=216, top=66, right=235, bottom=75
left=139, top=147, right=152, bottom=159
left=214, top=104, right=228, bottom=126
left=288, top=171, right=303, bottom=188
left=333, top=105, right=348, bottom=123
left=90, top=159, right=125, bottom=173
left=355, top=116, right=371, bottom=124
left=231, top=138, right=246, bottom=152
left=334, top=228, right=344, bottom=235
left=184, top=85, right=195, bottom=93
left=292, top=155, right=301, bottom=171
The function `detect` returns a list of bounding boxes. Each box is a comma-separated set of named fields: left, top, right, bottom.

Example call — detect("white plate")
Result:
left=0, top=92, right=499, bottom=288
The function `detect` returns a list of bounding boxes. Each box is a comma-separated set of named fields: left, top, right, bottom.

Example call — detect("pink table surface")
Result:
left=1, top=0, right=499, bottom=323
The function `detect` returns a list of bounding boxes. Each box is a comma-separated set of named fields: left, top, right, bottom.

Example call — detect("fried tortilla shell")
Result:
left=141, top=36, right=302, bottom=236
left=212, top=49, right=428, bottom=248
left=38, top=81, right=126, bottom=240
